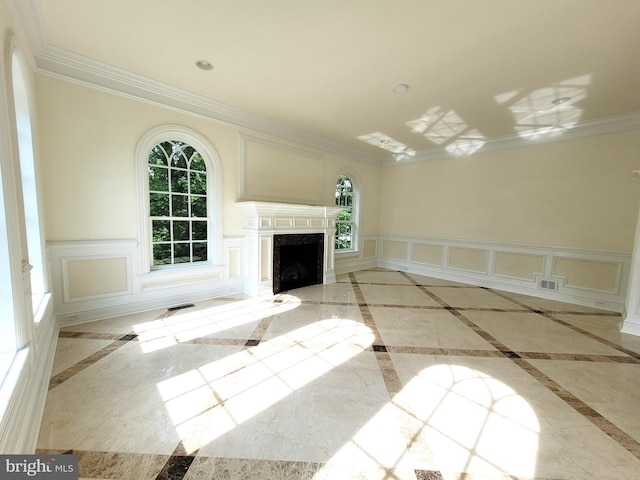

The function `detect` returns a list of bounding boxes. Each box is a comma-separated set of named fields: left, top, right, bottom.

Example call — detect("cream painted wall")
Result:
left=36, top=75, right=243, bottom=239
left=36, top=75, right=380, bottom=242
left=378, top=131, right=640, bottom=253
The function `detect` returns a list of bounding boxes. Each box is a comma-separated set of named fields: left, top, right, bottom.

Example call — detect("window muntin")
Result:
left=335, top=175, right=354, bottom=250
left=148, top=141, right=209, bottom=267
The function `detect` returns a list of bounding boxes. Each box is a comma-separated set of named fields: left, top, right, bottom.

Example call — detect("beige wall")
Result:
left=378, top=131, right=640, bottom=253
left=35, top=75, right=380, bottom=242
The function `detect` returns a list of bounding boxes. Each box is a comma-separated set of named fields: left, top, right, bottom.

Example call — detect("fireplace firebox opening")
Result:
left=273, top=233, right=324, bottom=294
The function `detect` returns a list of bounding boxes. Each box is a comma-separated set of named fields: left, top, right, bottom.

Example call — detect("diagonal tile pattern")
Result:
left=37, top=269, right=640, bottom=479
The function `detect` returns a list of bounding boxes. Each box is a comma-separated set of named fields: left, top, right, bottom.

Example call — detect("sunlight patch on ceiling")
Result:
left=496, top=75, right=591, bottom=141
left=407, top=107, right=487, bottom=157
left=357, top=132, right=416, bottom=161
left=445, top=129, right=486, bottom=156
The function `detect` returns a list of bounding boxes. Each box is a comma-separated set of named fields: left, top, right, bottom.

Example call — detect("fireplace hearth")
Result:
left=273, top=233, right=323, bottom=294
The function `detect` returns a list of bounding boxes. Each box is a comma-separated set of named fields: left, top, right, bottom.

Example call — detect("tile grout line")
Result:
left=244, top=314, right=275, bottom=348
left=349, top=272, right=442, bottom=479
left=154, top=441, right=198, bottom=480
left=44, top=271, right=640, bottom=478
left=398, top=271, right=640, bottom=462
left=48, top=338, right=131, bottom=390
left=486, top=288, right=640, bottom=360
left=49, top=310, right=180, bottom=390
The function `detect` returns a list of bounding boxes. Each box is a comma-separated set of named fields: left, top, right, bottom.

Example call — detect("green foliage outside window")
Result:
left=335, top=175, right=354, bottom=250
left=148, top=141, right=209, bottom=266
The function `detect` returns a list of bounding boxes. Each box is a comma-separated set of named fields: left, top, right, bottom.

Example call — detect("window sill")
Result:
left=33, top=292, right=52, bottom=325
left=334, top=249, right=359, bottom=256
left=140, top=263, right=225, bottom=290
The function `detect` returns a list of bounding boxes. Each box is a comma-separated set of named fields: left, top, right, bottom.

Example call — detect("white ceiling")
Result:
left=9, top=0, right=640, bottom=163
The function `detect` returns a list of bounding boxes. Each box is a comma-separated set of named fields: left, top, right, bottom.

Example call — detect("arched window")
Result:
left=335, top=174, right=357, bottom=251
left=137, top=126, right=222, bottom=271
left=11, top=48, right=46, bottom=317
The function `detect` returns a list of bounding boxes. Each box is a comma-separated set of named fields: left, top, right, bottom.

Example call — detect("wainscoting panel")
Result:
left=64, top=256, right=131, bottom=301
left=552, top=257, right=622, bottom=293
left=411, top=242, right=444, bottom=267
left=49, top=238, right=244, bottom=325
left=493, top=251, right=545, bottom=281
left=448, top=246, right=489, bottom=273
left=381, top=239, right=409, bottom=260
left=378, top=235, right=631, bottom=312
left=363, top=239, right=378, bottom=259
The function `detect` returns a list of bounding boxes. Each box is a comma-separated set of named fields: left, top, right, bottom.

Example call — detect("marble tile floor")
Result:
left=36, top=269, right=640, bottom=479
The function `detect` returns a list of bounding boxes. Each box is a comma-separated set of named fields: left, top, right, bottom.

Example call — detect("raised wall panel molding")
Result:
left=48, top=238, right=244, bottom=325
left=377, top=235, right=631, bottom=312
left=238, top=135, right=326, bottom=205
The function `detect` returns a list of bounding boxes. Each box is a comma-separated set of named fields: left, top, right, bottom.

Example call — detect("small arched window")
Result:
left=335, top=175, right=356, bottom=251
left=137, top=126, right=222, bottom=271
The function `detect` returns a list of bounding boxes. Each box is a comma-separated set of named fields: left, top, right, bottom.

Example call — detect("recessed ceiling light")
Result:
left=551, top=96, right=571, bottom=105
left=195, top=60, right=213, bottom=71
left=392, top=83, right=409, bottom=94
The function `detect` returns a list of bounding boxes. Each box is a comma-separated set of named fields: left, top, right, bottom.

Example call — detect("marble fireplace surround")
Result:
left=241, top=202, right=343, bottom=297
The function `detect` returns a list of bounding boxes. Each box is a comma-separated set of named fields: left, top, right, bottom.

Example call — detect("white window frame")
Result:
left=10, top=43, right=47, bottom=319
left=136, top=125, right=223, bottom=273
left=334, top=172, right=359, bottom=253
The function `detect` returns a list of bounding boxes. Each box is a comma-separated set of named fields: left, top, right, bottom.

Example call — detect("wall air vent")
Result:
left=538, top=279, right=558, bottom=291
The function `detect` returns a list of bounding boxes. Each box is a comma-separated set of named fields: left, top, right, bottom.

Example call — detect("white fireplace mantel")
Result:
left=240, top=202, right=343, bottom=297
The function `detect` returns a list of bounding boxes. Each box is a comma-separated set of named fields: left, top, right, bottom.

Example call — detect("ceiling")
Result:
left=9, top=0, right=640, bottom=163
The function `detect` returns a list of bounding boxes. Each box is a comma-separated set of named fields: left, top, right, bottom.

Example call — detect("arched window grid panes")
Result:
left=335, top=174, right=356, bottom=251
left=11, top=48, right=45, bottom=317
left=148, top=140, right=211, bottom=268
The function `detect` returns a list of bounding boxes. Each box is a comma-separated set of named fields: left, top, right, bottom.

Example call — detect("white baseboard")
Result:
left=57, top=282, right=244, bottom=327
left=621, top=314, right=640, bottom=335
left=377, top=235, right=630, bottom=313
left=0, top=296, right=57, bottom=453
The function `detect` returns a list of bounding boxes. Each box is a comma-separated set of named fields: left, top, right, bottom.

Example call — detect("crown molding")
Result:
left=34, top=46, right=382, bottom=165
left=382, top=112, right=640, bottom=166
left=6, top=0, right=382, bottom=166
left=9, top=1, right=640, bottom=170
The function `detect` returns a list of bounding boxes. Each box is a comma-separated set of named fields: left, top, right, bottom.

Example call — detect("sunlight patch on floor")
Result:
left=398, top=364, right=540, bottom=477
left=156, top=317, right=374, bottom=454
